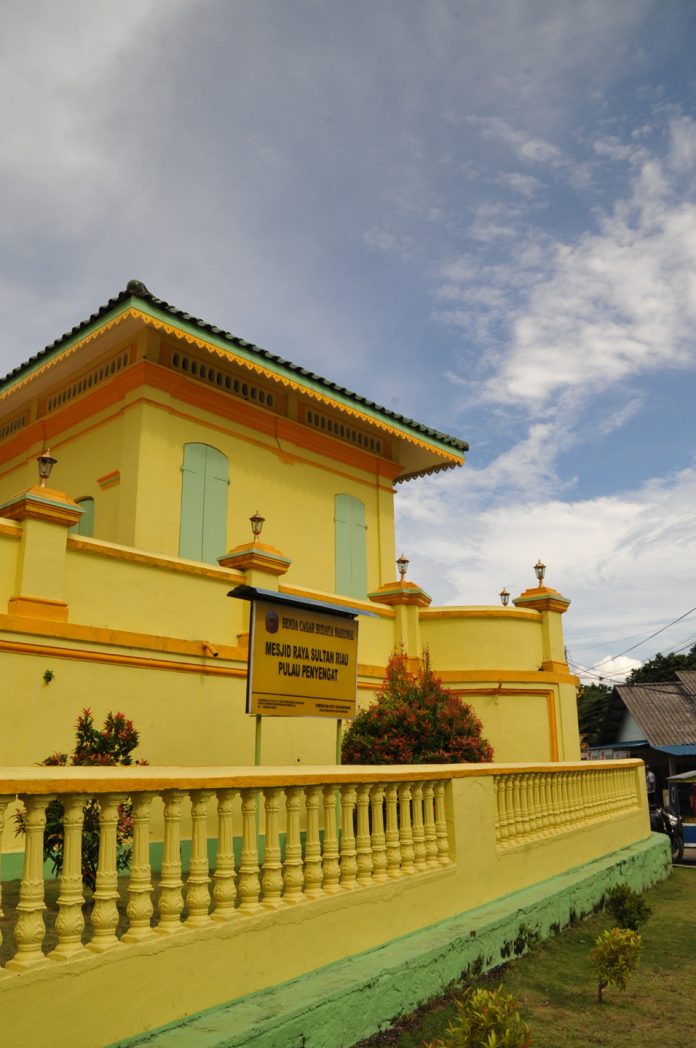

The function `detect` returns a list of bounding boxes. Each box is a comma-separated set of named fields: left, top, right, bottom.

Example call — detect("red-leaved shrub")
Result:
left=342, top=649, right=493, bottom=764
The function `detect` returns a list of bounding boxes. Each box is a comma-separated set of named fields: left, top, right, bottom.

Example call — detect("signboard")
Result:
left=247, top=599, right=358, bottom=718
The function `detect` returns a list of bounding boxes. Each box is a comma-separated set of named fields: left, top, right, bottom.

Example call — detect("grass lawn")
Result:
left=358, top=866, right=696, bottom=1048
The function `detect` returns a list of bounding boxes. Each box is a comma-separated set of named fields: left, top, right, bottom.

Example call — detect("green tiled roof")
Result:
left=0, top=280, right=468, bottom=456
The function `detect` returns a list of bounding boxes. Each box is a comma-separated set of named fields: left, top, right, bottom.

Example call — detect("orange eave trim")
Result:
left=0, top=307, right=463, bottom=468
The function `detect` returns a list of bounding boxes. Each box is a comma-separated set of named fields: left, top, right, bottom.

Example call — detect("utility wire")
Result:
left=594, top=604, right=696, bottom=663
left=568, top=650, right=695, bottom=691
left=569, top=607, right=696, bottom=654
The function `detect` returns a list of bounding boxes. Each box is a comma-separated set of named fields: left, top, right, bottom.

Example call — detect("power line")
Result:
left=660, top=631, right=696, bottom=658
left=569, top=606, right=696, bottom=655
left=568, top=651, right=694, bottom=693
left=595, top=604, right=696, bottom=663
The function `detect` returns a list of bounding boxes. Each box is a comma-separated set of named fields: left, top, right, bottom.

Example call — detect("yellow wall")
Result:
left=420, top=608, right=543, bottom=669
left=0, top=321, right=581, bottom=777
left=0, top=520, right=580, bottom=778
left=0, top=762, right=653, bottom=1048
left=0, top=377, right=397, bottom=596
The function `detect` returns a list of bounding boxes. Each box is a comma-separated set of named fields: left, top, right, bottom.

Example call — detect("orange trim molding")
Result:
left=8, top=595, right=69, bottom=622
left=420, top=607, right=538, bottom=621
left=0, top=520, right=21, bottom=538
left=97, top=469, right=121, bottom=489
left=0, top=638, right=247, bottom=678
left=0, top=612, right=246, bottom=662
left=438, top=668, right=579, bottom=686
left=136, top=310, right=463, bottom=462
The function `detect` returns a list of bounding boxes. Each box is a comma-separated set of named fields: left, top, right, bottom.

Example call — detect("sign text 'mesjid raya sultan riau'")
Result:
left=247, top=600, right=358, bottom=718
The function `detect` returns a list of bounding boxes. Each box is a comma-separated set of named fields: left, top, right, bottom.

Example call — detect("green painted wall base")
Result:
left=114, top=834, right=670, bottom=1048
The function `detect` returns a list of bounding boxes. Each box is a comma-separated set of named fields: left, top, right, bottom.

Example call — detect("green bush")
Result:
left=342, top=649, right=493, bottom=764
left=426, top=986, right=531, bottom=1048
left=590, top=927, right=642, bottom=1003
left=605, top=883, right=651, bottom=931
left=14, top=708, right=147, bottom=890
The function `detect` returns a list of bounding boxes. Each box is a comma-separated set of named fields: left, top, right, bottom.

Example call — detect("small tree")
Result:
left=590, top=927, right=642, bottom=1003
left=426, top=986, right=531, bottom=1048
left=342, top=649, right=493, bottom=764
left=605, top=884, right=651, bottom=932
left=15, top=708, right=147, bottom=890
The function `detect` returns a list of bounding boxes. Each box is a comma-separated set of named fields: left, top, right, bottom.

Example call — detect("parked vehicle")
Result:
left=667, top=769, right=696, bottom=847
left=650, top=805, right=684, bottom=863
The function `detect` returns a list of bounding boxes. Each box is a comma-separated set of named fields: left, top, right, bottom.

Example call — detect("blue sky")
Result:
left=2, top=0, right=696, bottom=682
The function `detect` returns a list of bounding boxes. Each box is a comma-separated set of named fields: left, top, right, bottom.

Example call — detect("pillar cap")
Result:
left=218, top=541, right=291, bottom=577
left=512, top=585, right=570, bottom=614
left=368, top=580, right=432, bottom=608
left=0, top=486, right=83, bottom=528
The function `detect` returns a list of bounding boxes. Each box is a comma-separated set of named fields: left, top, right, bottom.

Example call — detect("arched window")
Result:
left=68, top=497, right=95, bottom=537
left=335, top=494, right=367, bottom=599
left=179, top=444, right=229, bottom=563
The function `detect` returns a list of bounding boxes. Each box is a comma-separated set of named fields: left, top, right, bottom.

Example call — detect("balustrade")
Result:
left=494, top=765, right=641, bottom=850
left=0, top=768, right=456, bottom=972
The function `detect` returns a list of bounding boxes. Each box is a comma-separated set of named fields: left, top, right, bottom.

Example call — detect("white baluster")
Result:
left=52, top=794, right=87, bottom=960
left=212, top=789, right=238, bottom=921
left=186, top=790, right=213, bottom=927
left=283, top=786, right=306, bottom=904
left=238, top=789, right=261, bottom=914
left=384, top=783, right=402, bottom=878
left=355, top=784, right=373, bottom=886
left=321, top=784, right=341, bottom=895
left=339, top=785, right=358, bottom=890
left=398, top=783, right=416, bottom=875
left=423, top=782, right=439, bottom=868
left=434, top=781, right=451, bottom=866
left=0, top=795, right=11, bottom=973
left=303, top=786, right=324, bottom=899
left=411, top=781, right=427, bottom=870
left=370, top=784, right=388, bottom=882
left=6, top=794, right=54, bottom=971
left=89, top=793, right=126, bottom=952
left=155, top=789, right=186, bottom=936
left=261, top=788, right=283, bottom=909
left=122, top=792, right=156, bottom=942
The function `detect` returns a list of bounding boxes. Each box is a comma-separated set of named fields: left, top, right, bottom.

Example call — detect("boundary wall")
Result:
left=0, top=759, right=656, bottom=1048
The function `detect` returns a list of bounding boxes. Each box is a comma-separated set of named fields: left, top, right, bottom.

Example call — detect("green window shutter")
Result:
left=179, top=444, right=229, bottom=563
left=201, top=448, right=229, bottom=563
left=69, top=497, right=95, bottom=537
left=335, top=494, right=367, bottom=599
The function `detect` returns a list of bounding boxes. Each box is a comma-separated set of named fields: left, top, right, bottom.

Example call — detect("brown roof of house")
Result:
left=609, top=683, right=696, bottom=746
left=675, top=670, right=696, bottom=695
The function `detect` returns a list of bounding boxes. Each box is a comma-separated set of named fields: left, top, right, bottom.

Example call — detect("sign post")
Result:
left=228, top=585, right=374, bottom=771
left=246, top=598, right=358, bottom=720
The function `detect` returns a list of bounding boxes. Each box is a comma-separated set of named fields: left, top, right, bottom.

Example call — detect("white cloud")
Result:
left=582, top=656, right=642, bottom=685
left=479, top=118, right=696, bottom=406
left=466, top=116, right=565, bottom=167
left=592, top=137, right=646, bottom=163
left=0, top=1, right=188, bottom=230
left=497, top=172, right=544, bottom=197
left=396, top=449, right=696, bottom=673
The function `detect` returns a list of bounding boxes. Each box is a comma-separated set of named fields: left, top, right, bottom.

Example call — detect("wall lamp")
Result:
left=250, top=510, right=265, bottom=541
left=36, top=449, right=57, bottom=488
